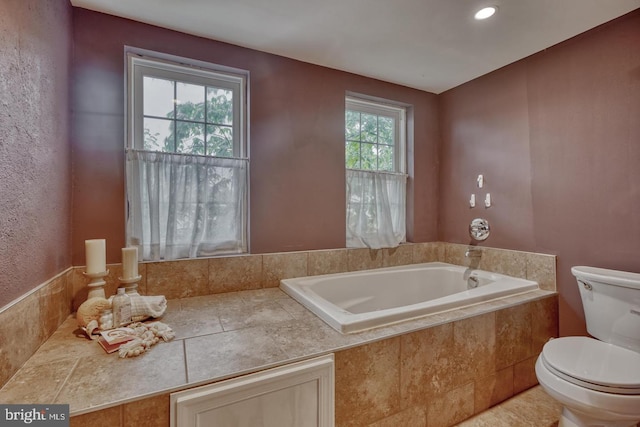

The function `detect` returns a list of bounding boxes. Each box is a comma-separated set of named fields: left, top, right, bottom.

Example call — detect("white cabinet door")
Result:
left=171, top=355, right=334, bottom=427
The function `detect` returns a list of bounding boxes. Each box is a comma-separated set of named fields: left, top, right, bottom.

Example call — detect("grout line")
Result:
left=182, top=339, right=190, bottom=384
left=52, top=357, right=81, bottom=403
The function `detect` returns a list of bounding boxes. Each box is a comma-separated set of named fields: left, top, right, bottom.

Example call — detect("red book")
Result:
left=97, top=336, right=125, bottom=354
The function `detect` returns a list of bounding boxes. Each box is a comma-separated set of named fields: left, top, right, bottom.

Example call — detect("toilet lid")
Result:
left=542, top=337, right=640, bottom=395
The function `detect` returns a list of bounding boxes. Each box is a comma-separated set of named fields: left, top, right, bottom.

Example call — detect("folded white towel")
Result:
left=130, top=294, right=167, bottom=319
left=108, top=293, right=167, bottom=322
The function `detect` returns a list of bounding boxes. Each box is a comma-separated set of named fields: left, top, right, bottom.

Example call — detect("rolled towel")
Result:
left=109, top=293, right=167, bottom=322
left=129, top=294, right=167, bottom=321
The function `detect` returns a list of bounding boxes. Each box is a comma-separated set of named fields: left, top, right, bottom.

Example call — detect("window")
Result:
left=345, top=98, right=405, bottom=173
left=126, top=52, right=248, bottom=261
left=345, top=97, right=407, bottom=249
left=129, top=55, right=245, bottom=157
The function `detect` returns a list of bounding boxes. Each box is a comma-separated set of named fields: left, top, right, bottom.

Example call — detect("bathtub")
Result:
left=280, top=262, right=539, bottom=333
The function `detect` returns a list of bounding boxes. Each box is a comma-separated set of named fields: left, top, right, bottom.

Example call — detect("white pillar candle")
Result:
left=85, top=239, right=106, bottom=274
left=122, top=247, right=138, bottom=279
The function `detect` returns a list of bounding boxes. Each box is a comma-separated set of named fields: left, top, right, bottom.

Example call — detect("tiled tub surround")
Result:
left=0, top=243, right=557, bottom=426
left=0, top=243, right=555, bottom=386
left=0, top=268, right=73, bottom=388
left=74, top=242, right=556, bottom=311
left=0, top=288, right=557, bottom=426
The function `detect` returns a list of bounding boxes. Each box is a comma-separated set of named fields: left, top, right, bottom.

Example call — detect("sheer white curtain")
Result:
left=346, top=169, right=407, bottom=249
left=126, top=150, right=248, bottom=261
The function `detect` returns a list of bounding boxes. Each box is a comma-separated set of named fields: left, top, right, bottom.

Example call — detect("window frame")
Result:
left=124, top=49, right=250, bottom=259
left=126, top=52, right=247, bottom=158
left=345, top=96, right=406, bottom=174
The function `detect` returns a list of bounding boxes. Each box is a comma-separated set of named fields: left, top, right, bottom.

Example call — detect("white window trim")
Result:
left=126, top=51, right=248, bottom=158
left=345, top=96, right=406, bottom=174
left=124, top=49, right=250, bottom=259
left=345, top=96, right=408, bottom=249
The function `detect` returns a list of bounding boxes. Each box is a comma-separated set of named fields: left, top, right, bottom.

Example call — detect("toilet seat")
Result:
left=541, top=337, right=640, bottom=395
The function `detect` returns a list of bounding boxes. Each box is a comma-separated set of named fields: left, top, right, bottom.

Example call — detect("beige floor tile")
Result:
left=499, top=386, right=562, bottom=426
left=369, top=404, right=426, bottom=427
left=457, top=407, right=525, bottom=427
left=459, top=386, right=561, bottom=427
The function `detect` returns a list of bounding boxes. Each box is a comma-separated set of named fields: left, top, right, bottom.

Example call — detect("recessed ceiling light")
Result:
left=475, top=6, right=497, bottom=20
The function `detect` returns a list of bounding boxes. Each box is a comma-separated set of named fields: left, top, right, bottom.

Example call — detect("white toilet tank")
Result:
left=572, top=266, right=640, bottom=353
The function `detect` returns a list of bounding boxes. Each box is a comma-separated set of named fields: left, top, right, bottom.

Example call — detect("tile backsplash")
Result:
left=70, top=242, right=555, bottom=309
left=0, top=241, right=556, bottom=389
left=0, top=268, right=73, bottom=388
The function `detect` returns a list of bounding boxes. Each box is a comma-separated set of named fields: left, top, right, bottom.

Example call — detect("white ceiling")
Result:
left=70, top=0, right=640, bottom=94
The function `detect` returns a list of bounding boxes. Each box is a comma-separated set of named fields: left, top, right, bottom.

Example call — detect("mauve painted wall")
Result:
left=439, top=10, right=640, bottom=336
left=0, top=0, right=72, bottom=309
left=70, top=9, right=439, bottom=265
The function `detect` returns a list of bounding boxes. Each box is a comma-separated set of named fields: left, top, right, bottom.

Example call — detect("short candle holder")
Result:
left=118, top=275, right=142, bottom=295
left=83, top=270, right=109, bottom=300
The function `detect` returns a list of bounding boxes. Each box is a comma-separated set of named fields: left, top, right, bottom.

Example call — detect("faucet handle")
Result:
left=469, top=218, right=490, bottom=241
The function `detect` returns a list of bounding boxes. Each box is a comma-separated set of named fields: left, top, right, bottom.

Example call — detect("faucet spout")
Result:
left=465, top=247, right=482, bottom=258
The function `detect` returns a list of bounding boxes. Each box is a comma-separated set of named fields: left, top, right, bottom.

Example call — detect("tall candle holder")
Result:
left=83, top=270, right=109, bottom=300
left=118, top=275, right=142, bottom=295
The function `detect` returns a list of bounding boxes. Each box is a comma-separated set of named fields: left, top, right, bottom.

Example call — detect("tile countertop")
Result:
left=0, top=287, right=555, bottom=416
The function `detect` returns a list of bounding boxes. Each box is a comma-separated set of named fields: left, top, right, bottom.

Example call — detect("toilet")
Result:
left=535, top=266, right=640, bottom=427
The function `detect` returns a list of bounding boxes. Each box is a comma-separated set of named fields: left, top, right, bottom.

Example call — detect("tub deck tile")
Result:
left=0, top=288, right=556, bottom=418
left=184, top=327, right=288, bottom=384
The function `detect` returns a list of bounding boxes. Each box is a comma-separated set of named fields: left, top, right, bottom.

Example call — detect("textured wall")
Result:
left=70, top=8, right=439, bottom=265
left=0, top=0, right=72, bottom=309
left=439, top=10, right=640, bottom=336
